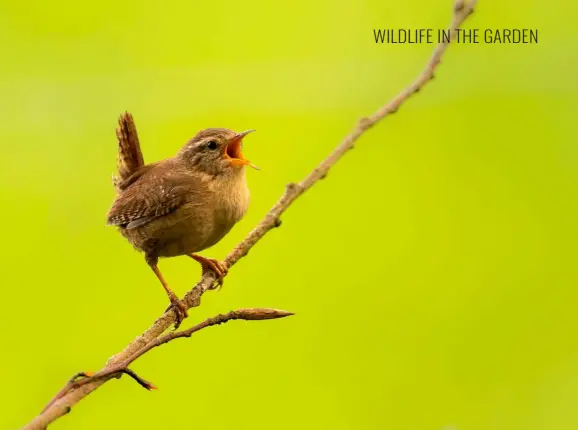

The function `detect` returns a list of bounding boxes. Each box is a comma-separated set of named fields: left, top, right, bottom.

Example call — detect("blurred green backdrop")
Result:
left=1, top=0, right=577, bottom=429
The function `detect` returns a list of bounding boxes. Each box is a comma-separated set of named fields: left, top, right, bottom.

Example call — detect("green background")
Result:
left=1, top=0, right=577, bottom=429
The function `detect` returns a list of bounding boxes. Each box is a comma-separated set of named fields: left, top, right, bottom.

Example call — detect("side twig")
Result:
left=42, top=308, right=293, bottom=411
left=22, top=1, right=477, bottom=428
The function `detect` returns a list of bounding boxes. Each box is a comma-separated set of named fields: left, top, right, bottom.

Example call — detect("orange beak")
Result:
left=224, top=129, right=259, bottom=170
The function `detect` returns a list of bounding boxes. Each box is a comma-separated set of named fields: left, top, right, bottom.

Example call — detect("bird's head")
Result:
left=177, top=128, right=258, bottom=176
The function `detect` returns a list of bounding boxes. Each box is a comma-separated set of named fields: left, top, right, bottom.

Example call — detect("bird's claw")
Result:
left=204, top=259, right=228, bottom=290
left=189, top=254, right=228, bottom=290
left=166, top=294, right=188, bottom=330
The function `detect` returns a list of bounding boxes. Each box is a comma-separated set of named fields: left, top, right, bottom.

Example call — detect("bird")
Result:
left=106, top=112, right=258, bottom=327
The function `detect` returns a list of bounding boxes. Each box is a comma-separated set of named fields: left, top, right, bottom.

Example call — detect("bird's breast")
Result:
left=214, top=177, right=250, bottom=226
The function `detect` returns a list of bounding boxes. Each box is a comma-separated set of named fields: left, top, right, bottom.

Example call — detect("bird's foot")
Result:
left=166, top=292, right=188, bottom=330
left=189, top=254, right=228, bottom=290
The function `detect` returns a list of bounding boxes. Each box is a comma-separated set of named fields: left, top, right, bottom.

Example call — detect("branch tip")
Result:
left=236, top=308, right=294, bottom=320
left=121, top=369, right=156, bottom=392
left=68, top=371, right=93, bottom=384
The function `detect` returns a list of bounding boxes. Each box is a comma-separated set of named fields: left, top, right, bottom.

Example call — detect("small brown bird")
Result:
left=107, top=113, right=257, bottom=326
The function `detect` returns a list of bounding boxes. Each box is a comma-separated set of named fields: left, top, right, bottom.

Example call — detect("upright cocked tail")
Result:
left=112, top=112, right=145, bottom=193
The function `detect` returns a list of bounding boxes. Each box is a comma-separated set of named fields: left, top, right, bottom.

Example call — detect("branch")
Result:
left=41, top=308, right=292, bottom=413
left=22, top=1, right=477, bottom=428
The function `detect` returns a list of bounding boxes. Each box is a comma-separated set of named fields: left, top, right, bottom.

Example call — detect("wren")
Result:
left=107, top=113, right=257, bottom=327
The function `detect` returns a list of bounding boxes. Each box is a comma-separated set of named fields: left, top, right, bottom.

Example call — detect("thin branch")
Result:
left=47, top=308, right=293, bottom=402
left=21, top=1, right=477, bottom=428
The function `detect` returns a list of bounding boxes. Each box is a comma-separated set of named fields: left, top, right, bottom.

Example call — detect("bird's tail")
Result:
left=112, top=112, right=144, bottom=192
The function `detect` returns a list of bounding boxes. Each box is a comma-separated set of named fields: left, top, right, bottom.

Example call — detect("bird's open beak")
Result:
left=224, top=129, right=259, bottom=170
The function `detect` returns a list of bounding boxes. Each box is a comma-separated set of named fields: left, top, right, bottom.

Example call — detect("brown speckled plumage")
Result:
left=107, top=113, right=256, bottom=327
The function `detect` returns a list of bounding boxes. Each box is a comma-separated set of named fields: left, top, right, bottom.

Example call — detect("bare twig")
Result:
left=47, top=308, right=293, bottom=404
left=21, top=1, right=477, bottom=428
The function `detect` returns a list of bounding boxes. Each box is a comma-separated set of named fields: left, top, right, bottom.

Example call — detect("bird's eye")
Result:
left=207, top=140, right=218, bottom=150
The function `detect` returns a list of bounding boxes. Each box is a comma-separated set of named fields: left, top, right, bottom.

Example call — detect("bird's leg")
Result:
left=147, top=258, right=188, bottom=328
left=188, top=254, right=228, bottom=289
